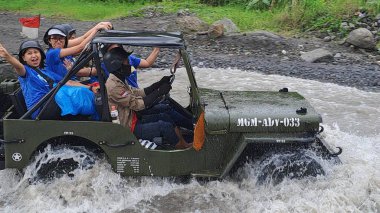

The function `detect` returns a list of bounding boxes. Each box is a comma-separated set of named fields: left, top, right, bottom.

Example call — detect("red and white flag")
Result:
left=19, top=15, right=40, bottom=39
left=19, top=15, right=40, bottom=28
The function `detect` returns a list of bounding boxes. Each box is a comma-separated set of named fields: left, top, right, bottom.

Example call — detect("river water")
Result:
left=0, top=68, right=379, bottom=213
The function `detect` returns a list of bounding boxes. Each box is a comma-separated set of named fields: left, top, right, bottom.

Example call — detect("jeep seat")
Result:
left=9, top=87, right=27, bottom=117
left=9, top=88, right=61, bottom=120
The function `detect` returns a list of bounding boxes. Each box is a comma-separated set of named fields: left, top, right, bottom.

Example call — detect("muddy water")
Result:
left=0, top=68, right=379, bottom=212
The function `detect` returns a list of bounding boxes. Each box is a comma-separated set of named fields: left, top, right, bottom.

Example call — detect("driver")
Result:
left=104, top=47, right=192, bottom=149
left=101, top=43, right=160, bottom=88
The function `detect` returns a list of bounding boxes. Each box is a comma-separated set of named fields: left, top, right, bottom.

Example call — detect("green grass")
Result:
left=0, top=0, right=377, bottom=34
left=0, top=0, right=283, bottom=32
left=192, top=5, right=278, bottom=31
left=0, top=0, right=144, bottom=20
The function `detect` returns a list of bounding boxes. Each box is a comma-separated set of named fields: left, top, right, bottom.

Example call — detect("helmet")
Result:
left=61, top=23, right=76, bottom=38
left=100, top=43, right=122, bottom=56
left=43, top=24, right=68, bottom=47
left=18, top=40, right=46, bottom=66
left=103, top=47, right=132, bottom=74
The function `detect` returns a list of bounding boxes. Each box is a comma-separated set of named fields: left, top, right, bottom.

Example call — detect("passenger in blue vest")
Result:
left=59, top=23, right=98, bottom=83
left=0, top=41, right=96, bottom=119
left=43, top=22, right=112, bottom=81
left=61, top=23, right=76, bottom=40
left=101, top=43, right=160, bottom=88
left=0, top=41, right=58, bottom=119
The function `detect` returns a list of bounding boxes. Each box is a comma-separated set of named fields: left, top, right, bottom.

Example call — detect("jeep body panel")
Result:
left=199, top=88, right=321, bottom=141
left=3, top=116, right=252, bottom=177
left=223, top=90, right=321, bottom=133
left=197, top=88, right=230, bottom=134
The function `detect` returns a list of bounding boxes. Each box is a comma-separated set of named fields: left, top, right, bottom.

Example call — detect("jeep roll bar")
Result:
left=92, top=30, right=185, bottom=48
left=20, top=30, right=201, bottom=121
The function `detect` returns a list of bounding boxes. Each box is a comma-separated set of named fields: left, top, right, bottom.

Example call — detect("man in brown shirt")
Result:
left=104, top=47, right=191, bottom=149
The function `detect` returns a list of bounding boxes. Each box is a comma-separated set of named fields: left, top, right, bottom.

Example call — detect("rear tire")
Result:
left=28, top=145, right=97, bottom=183
left=0, top=127, right=4, bottom=170
left=257, top=150, right=325, bottom=185
left=0, top=147, right=4, bottom=170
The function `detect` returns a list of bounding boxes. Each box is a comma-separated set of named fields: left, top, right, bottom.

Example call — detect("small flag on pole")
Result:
left=19, top=15, right=40, bottom=39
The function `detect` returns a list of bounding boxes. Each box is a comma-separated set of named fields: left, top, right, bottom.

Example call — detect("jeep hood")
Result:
left=198, top=88, right=321, bottom=134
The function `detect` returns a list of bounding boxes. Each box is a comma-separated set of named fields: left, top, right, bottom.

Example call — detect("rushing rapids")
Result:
left=0, top=68, right=379, bottom=212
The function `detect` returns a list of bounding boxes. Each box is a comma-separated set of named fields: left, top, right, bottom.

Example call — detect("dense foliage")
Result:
left=200, top=0, right=379, bottom=12
left=0, top=0, right=378, bottom=35
left=196, top=0, right=379, bottom=35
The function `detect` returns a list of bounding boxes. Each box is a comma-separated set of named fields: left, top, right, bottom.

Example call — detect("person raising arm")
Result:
left=138, top=47, right=160, bottom=68
left=66, top=22, right=112, bottom=47
left=0, top=41, right=62, bottom=119
left=44, top=23, right=112, bottom=80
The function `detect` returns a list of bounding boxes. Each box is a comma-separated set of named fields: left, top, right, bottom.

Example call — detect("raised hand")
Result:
left=63, top=58, right=73, bottom=71
left=96, top=22, right=113, bottom=31
left=0, top=43, right=10, bottom=58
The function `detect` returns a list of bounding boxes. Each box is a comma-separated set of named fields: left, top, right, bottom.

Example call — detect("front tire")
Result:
left=257, top=150, right=325, bottom=185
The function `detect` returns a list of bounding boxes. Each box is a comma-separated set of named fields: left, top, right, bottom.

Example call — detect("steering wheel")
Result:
left=169, top=74, right=175, bottom=85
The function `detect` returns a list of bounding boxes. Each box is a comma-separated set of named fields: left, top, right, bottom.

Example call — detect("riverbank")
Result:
left=0, top=11, right=379, bottom=92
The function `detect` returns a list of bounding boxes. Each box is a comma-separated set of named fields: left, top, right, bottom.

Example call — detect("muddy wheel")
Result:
left=0, top=142, right=4, bottom=170
left=257, top=150, right=325, bottom=185
left=28, top=145, right=97, bottom=183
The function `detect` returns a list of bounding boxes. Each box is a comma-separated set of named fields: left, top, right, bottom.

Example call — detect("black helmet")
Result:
left=18, top=40, right=46, bottom=66
left=103, top=47, right=132, bottom=73
left=61, top=23, right=76, bottom=38
left=99, top=42, right=122, bottom=57
left=43, top=24, right=68, bottom=47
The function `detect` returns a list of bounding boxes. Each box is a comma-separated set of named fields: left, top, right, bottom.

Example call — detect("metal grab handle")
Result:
left=170, top=51, right=181, bottom=74
left=98, top=140, right=135, bottom=148
left=1, top=139, right=25, bottom=144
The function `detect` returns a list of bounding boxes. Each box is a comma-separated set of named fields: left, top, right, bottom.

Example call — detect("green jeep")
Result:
left=0, top=30, right=341, bottom=184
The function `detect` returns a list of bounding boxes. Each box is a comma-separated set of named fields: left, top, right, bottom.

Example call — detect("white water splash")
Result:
left=1, top=68, right=379, bottom=212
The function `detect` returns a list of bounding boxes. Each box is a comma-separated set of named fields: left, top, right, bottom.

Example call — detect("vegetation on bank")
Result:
left=0, top=0, right=379, bottom=35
